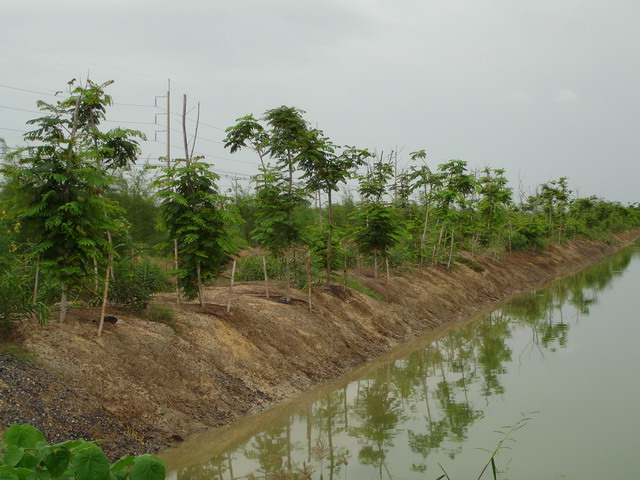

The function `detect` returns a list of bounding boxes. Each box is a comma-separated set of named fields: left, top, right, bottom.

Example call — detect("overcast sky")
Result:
left=1, top=0, right=638, bottom=203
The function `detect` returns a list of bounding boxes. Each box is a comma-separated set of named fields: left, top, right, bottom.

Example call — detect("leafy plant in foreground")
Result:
left=0, top=423, right=165, bottom=480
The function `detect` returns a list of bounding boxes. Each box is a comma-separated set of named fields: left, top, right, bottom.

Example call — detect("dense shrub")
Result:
left=508, top=222, right=548, bottom=252
left=109, top=261, right=169, bottom=313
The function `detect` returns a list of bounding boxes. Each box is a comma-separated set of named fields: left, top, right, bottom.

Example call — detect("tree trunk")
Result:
left=174, top=239, right=180, bottom=304
left=433, top=223, right=445, bottom=265
left=374, top=254, right=378, bottom=279
left=226, top=260, right=236, bottom=312
left=59, top=282, right=68, bottom=324
left=33, top=257, right=40, bottom=303
left=419, top=203, right=431, bottom=271
left=285, top=249, right=291, bottom=303
left=262, top=256, right=270, bottom=299
left=306, top=248, right=312, bottom=312
left=97, top=260, right=111, bottom=337
left=385, top=257, right=390, bottom=284
left=197, top=262, right=204, bottom=308
left=93, top=257, right=99, bottom=291
left=447, top=230, right=455, bottom=270
left=343, top=247, right=348, bottom=293
left=106, top=231, right=115, bottom=280
left=325, top=189, right=333, bottom=284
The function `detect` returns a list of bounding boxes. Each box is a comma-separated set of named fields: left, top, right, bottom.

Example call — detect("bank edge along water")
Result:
left=160, top=231, right=640, bottom=477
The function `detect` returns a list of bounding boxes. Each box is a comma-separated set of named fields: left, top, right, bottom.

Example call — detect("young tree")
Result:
left=297, top=129, right=370, bottom=283
left=409, top=152, right=444, bottom=269
left=223, top=114, right=269, bottom=169
left=251, top=167, right=309, bottom=301
left=477, top=167, right=512, bottom=248
left=352, top=156, right=407, bottom=278
left=432, top=160, right=477, bottom=267
left=153, top=158, right=237, bottom=307
left=4, top=79, right=143, bottom=323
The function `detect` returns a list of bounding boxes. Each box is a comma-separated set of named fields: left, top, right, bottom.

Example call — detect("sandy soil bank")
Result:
left=1, top=231, right=638, bottom=459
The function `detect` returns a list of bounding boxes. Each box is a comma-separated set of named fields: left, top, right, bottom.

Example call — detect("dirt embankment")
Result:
left=1, top=231, right=639, bottom=459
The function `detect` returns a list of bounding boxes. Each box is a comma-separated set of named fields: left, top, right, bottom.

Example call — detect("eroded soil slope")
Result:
left=2, top=232, right=638, bottom=459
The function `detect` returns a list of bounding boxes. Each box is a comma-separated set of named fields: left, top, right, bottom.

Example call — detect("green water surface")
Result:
left=162, top=244, right=640, bottom=479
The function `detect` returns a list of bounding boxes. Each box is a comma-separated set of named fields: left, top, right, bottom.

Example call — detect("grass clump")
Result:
left=145, top=304, right=177, bottom=331
left=337, top=275, right=386, bottom=302
left=0, top=342, right=37, bottom=364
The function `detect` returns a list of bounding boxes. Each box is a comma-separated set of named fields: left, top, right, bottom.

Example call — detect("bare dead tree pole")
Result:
left=33, top=257, right=40, bottom=303
left=307, top=248, right=312, bottom=312
left=343, top=244, right=348, bottom=293
left=97, top=238, right=113, bottom=337
left=385, top=257, right=390, bottom=284
left=189, top=102, right=201, bottom=161
left=182, top=94, right=189, bottom=161
left=263, top=256, right=270, bottom=299
left=226, top=259, right=237, bottom=313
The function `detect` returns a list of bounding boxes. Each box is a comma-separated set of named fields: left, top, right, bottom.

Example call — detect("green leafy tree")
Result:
left=352, top=158, right=408, bottom=277
left=251, top=167, right=309, bottom=301
left=153, top=158, right=237, bottom=306
left=298, top=129, right=370, bottom=282
left=432, top=160, right=477, bottom=266
left=477, top=167, right=512, bottom=248
left=223, top=114, right=268, bottom=169
left=2, top=79, right=143, bottom=323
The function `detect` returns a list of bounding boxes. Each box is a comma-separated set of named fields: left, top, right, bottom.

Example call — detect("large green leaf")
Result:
left=3, top=425, right=46, bottom=450
left=44, top=449, right=70, bottom=477
left=109, top=455, right=134, bottom=473
left=71, top=444, right=110, bottom=480
left=130, top=454, right=166, bottom=480
left=1, top=446, right=24, bottom=467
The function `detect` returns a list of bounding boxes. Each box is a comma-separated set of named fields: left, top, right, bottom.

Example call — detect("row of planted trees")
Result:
left=1, top=79, right=639, bottom=330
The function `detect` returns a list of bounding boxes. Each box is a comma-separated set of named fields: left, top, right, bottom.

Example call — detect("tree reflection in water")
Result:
left=173, top=245, right=638, bottom=480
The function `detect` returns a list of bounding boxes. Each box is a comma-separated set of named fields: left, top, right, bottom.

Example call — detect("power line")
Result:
left=113, top=102, right=158, bottom=108
left=0, top=37, right=161, bottom=83
left=0, top=105, right=42, bottom=114
left=0, top=83, right=57, bottom=97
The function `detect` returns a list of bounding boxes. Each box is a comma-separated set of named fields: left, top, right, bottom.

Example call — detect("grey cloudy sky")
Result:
left=1, top=0, right=638, bottom=203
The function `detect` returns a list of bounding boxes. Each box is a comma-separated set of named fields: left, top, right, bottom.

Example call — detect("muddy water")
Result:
left=162, top=244, right=640, bottom=479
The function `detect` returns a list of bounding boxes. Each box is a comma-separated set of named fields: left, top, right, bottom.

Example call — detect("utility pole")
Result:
left=165, top=79, right=180, bottom=304
left=166, top=79, right=171, bottom=169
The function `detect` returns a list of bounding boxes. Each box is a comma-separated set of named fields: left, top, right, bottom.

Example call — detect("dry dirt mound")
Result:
left=2, top=231, right=638, bottom=458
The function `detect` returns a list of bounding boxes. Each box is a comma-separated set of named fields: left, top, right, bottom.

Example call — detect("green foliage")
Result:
left=304, top=223, right=344, bottom=274
left=251, top=167, right=309, bottom=256
left=0, top=79, right=145, bottom=322
left=0, top=260, right=49, bottom=330
left=145, top=305, right=175, bottom=327
left=108, top=169, right=165, bottom=248
left=0, top=344, right=37, bottom=365
left=0, top=423, right=166, bottom=480
left=351, top=202, right=408, bottom=259
left=507, top=217, right=548, bottom=252
left=235, top=253, right=322, bottom=290
left=153, top=158, right=237, bottom=301
left=235, top=255, right=281, bottom=282
left=109, top=261, right=168, bottom=314
left=339, top=276, right=385, bottom=302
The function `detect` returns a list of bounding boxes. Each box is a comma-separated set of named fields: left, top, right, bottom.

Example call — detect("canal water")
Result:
left=162, top=243, right=640, bottom=479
